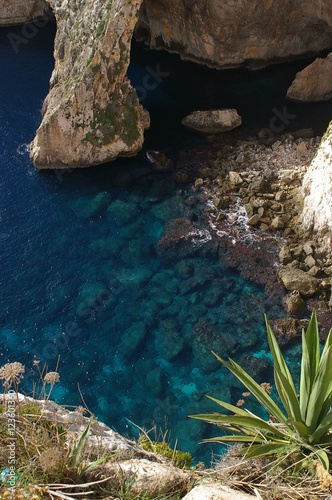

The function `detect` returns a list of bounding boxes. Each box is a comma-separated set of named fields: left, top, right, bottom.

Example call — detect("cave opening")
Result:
left=128, top=39, right=332, bottom=152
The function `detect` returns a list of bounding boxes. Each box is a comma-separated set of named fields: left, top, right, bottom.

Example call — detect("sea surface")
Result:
left=1, top=20, right=331, bottom=463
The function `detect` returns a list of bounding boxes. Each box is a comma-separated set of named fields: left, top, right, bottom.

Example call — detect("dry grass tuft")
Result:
left=213, top=445, right=332, bottom=499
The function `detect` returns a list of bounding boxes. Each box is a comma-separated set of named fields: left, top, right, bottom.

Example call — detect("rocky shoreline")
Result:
left=195, top=131, right=332, bottom=333
left=148, top=126, right=332, bottom=340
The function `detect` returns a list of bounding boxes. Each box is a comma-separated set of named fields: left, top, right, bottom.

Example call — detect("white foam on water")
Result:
left=188, top=228, right=212, bottom=246
left=16, top=143, right=30, bottom=156
left=207, top=195, right=260, bottom=245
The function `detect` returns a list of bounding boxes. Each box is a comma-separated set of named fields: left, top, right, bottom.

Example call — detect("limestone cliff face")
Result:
left=30, top=0, right=149, bottom=169
left=301, top=121, right=332, bottom=246
left=287, top=52, right=332, bottom=102
left=0, top=0, right=49, bottom=25
left=136, top=0, right=332, bottom=69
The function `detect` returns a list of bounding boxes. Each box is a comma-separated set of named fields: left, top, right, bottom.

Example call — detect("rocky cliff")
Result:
left=0, top=0, right=49, bottom=25
left=301, top=121, right=332, bottom=247
left=30, top=0, right=150, bottom=169
left=136, top=0, right=332, bottom=69
left=287, top=52, right=332, bottom=102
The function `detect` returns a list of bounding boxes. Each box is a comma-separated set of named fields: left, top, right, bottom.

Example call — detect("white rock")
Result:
left=98, top=459, right=188, bottom=497
left=182, top=483, right=256, bottom=499
left=301, top=121, right=332, bottom=248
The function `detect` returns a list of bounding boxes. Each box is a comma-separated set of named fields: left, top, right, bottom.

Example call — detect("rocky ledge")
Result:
left=0, top=393, right=256, bottom=500
left=30, top=0, right=150, bottom=169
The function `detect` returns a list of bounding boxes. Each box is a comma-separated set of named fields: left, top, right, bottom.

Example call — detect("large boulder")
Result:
left=181, top=109, right=242, bottom=134
left=301, top=121, right=332, bottom=248
left=278, top=265, right=319, bottom=297
left=287, top=53, right=332, bottom=102
left=0, top=0, right=49, bottom=25
left=30, top=0, right=150, bottom=169
left=136, top=0, right=332, bottom=69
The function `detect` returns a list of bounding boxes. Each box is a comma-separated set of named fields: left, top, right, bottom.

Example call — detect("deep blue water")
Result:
left=1, top=22, right=332, bottom=463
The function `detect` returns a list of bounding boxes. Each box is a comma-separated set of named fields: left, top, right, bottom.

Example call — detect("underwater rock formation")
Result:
left=136, top=0, right=332, bottom=69
left=30, top=0, right=150, bottom=169
left=301, top=121, right=332, bottom=247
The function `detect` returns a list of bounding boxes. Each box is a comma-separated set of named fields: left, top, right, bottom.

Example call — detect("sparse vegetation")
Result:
left=138, top=426, right=193, bottom=469
left=0, top=362, right=190, bottom=499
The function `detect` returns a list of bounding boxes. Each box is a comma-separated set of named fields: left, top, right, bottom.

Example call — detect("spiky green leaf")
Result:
left=305, top=310, right=320, bottom=387
left=300, top=329, right=311, bottom=420
left=315, top=450, right=330, bottom=471
left=189, top=414, right=289, bottom=441
left=206, top=396, right=250, bottom=417
left=212, top=352, right=287, bottom=424
left=306, top=347, right=332, bottom=431
left=266, top=317, right=297, bottom=398
left=274, top=368, right=302, bottom=424
left=243, top=443, right=290, bottom=460
left=290, top=421, right=309, bottom=439
left=320, top=328, right=332, bottom=362
left=68, top=418, right=93, bottom=469
left=309, top=411, right=332, bottom=444
left=202, top=435, right=266, bottom=444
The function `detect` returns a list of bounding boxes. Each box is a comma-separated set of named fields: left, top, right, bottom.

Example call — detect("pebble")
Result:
left=271, top=216, right=285, bottom=229
left=247, top=214, right=261, bottom=226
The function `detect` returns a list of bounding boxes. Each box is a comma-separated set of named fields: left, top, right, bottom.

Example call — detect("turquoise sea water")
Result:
left=1, top=21, right=332, bottom=463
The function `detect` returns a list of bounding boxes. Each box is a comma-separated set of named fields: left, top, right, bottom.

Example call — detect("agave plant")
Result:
left=190, top=310, right=332, bottom=470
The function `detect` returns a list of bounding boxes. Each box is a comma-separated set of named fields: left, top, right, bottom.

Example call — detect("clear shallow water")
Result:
left=1, top=23, right=331, bottom=463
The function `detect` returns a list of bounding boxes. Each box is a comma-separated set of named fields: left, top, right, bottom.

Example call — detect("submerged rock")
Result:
left=30, top=0, right=149, bottom=168
left=146, top=150, right=174, bottom=172
left=157, top=217, right=212, bottom=261
left=192, top=321, right=236, bottom=372
left=155, top=319, right=185, bottom=360
left=181, top=109, right=242, bottom=134
left=287, top=53, right=332, bottom=102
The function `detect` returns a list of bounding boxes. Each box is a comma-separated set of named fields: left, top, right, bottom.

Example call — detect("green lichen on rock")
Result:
left=30, top=0, right=149, bottom=169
